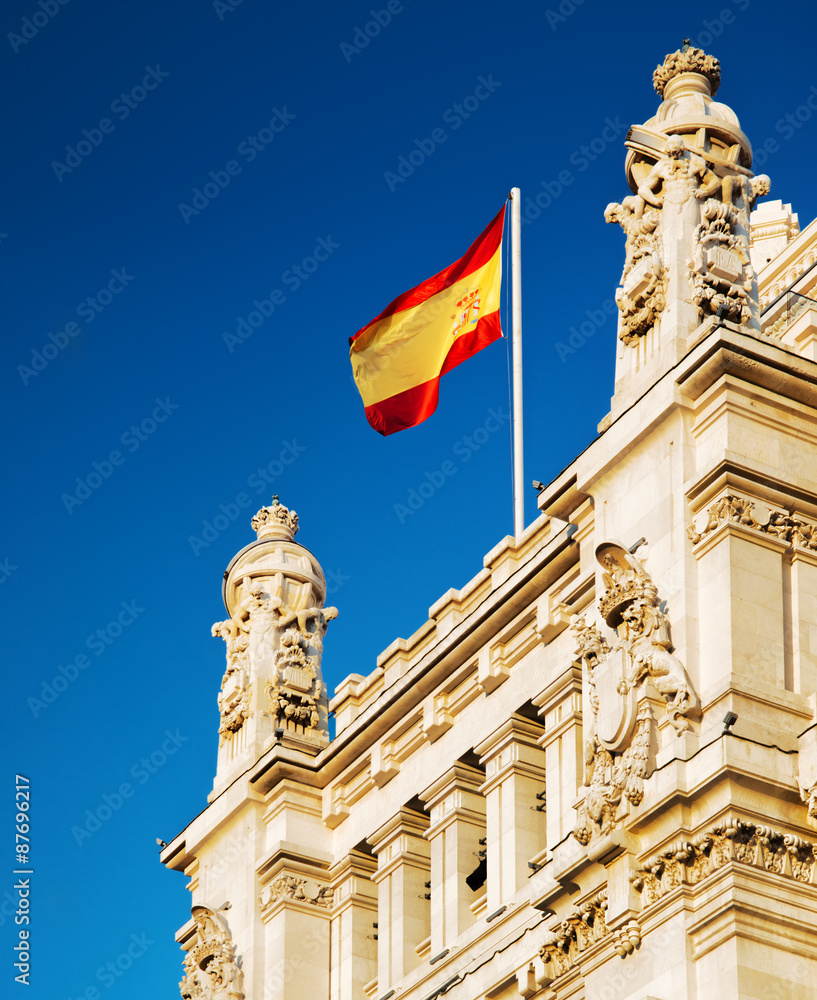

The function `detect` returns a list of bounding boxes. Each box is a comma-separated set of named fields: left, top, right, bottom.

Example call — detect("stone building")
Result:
left=161, top=46, right=817, bottom=1000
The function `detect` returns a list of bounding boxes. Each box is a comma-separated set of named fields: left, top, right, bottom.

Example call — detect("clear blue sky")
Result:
left=5, top=1, right=817, bottom=997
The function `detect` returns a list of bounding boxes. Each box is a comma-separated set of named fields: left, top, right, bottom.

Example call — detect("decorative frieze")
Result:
left=630, top=817, right=817, bottom=906
left=260, top=874, right=334, bottom=911
left=687, top=494, right=817, bottom=549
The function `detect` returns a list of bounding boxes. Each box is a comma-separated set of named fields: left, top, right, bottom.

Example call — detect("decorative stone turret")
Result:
left=211, top=496, right=336, bottom=792
left=605, top=43, right=771, bottom=412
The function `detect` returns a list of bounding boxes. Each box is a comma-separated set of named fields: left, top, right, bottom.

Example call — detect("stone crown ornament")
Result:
left=596, top=542, right=659, bottom=627
left=653, top=45, right=721, bottom=97
left=251, top=495, right=299, bottom=540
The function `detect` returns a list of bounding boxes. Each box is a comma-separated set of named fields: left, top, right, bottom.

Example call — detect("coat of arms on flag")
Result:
left=349, top=207, right=505, bottom=436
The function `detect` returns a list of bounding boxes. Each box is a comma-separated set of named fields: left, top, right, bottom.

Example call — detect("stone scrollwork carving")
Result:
left=689, top=197, right=755, bottom=325
left=573, top=541, right=698, bottom=845
left=539, top=891, right=608, bottom=979
left=266, top=606, right=338, bottom=733
left=538, top=891, right=637, bottom=981
left=268, top=629, right=321, bottom=732
left=212, top=619, right=251, bottom=742
left=260, top=874, right=334, bottom=910
left=179, top=906, right=245, bottom=1000
left=605, top=198, right=665, bottom=344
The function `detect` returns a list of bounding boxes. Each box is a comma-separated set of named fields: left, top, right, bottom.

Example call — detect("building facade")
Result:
left=161, top=46, right=817, bottom=1000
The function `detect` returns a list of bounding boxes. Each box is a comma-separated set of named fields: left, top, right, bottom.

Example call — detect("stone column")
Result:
left=421, top=764, right=486, bottom=953
left=476, top=717, right=546, bottom=913
left=329, top=849, right=377, bottom=1000
left=368, top=808, right=430, bottom=991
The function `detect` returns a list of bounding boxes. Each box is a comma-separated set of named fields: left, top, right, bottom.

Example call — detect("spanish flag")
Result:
left=349, top=206, right=506, bottom=436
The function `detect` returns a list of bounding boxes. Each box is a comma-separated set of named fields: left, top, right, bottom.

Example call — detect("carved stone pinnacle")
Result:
left=653, top=46, right=721, bottom=97
left=251, top=495, right=300, bottom=540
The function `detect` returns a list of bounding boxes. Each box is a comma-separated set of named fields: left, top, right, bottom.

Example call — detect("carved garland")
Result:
left=630, top=817, right=817, bottom=907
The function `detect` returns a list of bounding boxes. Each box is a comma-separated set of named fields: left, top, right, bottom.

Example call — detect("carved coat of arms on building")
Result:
left=179, top=906, right=245, bottom=1000
left=573, top=541, right=698, bottom=844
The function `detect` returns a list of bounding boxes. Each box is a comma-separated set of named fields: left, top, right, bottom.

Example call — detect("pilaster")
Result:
left=368, top=808, right=431, bottom=990
left=476, top=716, right=546, bottom=912
left=534, top=664, right=584, bottom=849
left=421, top=763, right=486, bottom=952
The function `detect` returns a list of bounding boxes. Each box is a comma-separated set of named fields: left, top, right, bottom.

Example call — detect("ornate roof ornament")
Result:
left=653, top=45, right=721, bottom=98
left=251, top=494, right=299, bottom=540
left=596, top=541, right=658, bottom=627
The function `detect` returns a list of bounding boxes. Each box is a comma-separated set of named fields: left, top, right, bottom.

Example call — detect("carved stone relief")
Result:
left=212, top=619, right=251, bottom=743
left=689, top=198, right=755, bottom=325
left=260, top=874, right=334, bottom=910
left=630, top=817, right=817, bottom=907
left=573, top=542, right=698, bottom=845
left=179, top=906, right=245, bottom=1000
left=687, top=494, right=817, bottom=550
left=605, top=199, right=665, bottom=345
left=638, top=135, right=721, bottom=213
left=538, top=890, right=639, bottom=982
left=609, top=44, right=772, bottom=347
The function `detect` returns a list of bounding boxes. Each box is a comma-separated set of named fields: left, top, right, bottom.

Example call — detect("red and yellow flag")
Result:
left=349, top=206, right=505, bottom=436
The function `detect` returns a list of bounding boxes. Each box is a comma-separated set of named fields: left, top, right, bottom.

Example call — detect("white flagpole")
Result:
left=510, top=187, right=524, bottom=538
